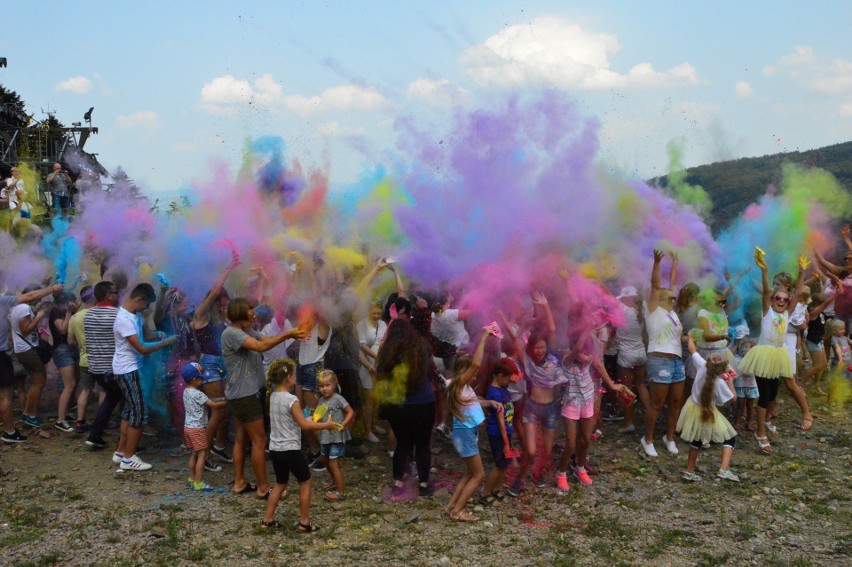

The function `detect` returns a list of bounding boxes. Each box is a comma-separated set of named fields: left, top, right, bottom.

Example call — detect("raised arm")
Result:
left=531, top=291, right=556, bottom=344
left=388, top=263, right=406, bottom=298
left=191, top=257, right=239, bottom=328
left=813, top=248, right=843, bottom=276
left=669, top=251, right=678, bottom=289
left=458, top=330, right=493, bottom=386
left=789, top=256, right=808, bottom=315
left=842, top=224, right=852, bottom=254
left=648, top=249, right=665, bottom=311
left=18, top=284, right=63, bottom=305
left=354, top=258, right=388, bottom=297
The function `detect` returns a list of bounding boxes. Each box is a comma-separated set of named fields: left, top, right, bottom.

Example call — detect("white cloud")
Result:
left=764, top=45, right=852, bottom=95
left=840, top=101, right=852, bottom=118
left=460, top=16, right=699, bottom=90
left=284, top=84, right=387, bottom=115
left=116, top=110, right=161, bottom=128
left=734, top=80, right=754, bottom=98
left=55, top=76, right=92, bottom=94
left=406, top=78, right=470, bottom=107
left=314, top=121, right=365, bottom=138
left=198, top=74, right=387, bottom=115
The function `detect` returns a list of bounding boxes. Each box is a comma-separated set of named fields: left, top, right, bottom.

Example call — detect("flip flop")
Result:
left=799, top=417, right=814, bottom=431
left=449, top=510, right=478, bottom=523
left=234, top=482, right=257, bottom=494
left=296, top=522, right=320, bottom=533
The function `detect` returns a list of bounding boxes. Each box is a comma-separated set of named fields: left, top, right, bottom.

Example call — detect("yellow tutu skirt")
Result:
left=737, top=345, right=790, bottom=379
left=676, top=400, right=737, bottom=444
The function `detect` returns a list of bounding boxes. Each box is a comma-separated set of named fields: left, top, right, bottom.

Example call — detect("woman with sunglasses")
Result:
left=641, top=249, right=685, bottom=458
left=695, top=286, right=734, bottom=363
left=738, top=249, right=806, bottom=454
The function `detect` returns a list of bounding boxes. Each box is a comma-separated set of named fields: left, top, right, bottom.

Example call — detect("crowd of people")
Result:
left=2, top=220, right=851, bottom=530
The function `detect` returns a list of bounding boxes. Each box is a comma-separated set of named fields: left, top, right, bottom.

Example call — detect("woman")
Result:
left=49, top=291, right=80, bottom=432
left=642, top=250, right=685, bottom=458
left=357, top=301, right=387, bottom=443
left=11, top=284, right=53, bottom=427
left=374, top=318, right=436, bottom=499
left=191, top=258, right=238, bottom=463
left=614, top=286, right=648, bottom=434
left=222, top=298, right=306, bottom=497
left=695, top=287, right=733, bottom=362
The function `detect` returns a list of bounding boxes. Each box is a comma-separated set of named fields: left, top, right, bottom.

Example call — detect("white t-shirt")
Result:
left=112, top=307, right=140, bottom=374
left=261, top=318, right=294, bottom=371
left=183, top=387, right=209, bottom=429
left=11, top=304, right=37, bottom=353
left=644, top=306, right=683, bottom=356
left=689, top=352, right=734, bottom=406
left=2, top=178, right=23, bottom=210
left=269, top=390, right=301, bottom=451
left=431, top=308, right=469, bottom=347
left=786, top=303, right=807, bottom=334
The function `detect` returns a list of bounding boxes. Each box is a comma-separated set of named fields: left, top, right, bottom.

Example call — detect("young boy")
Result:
left=182, top=362, right=227, bottom=491
left=479, top=358, right=521, bottom=505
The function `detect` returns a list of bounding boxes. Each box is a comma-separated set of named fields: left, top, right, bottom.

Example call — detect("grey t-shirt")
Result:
left=0, top=295, right=18, bottom=352
left=318, top=392, right=352, bottom=445
left=269, top=390, right=301, bottom=451
left=222, top=326, right=265, bottom=400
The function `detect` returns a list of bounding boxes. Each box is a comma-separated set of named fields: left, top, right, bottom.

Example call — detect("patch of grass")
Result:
left=697, top=551, right=730, bottom=566
left=187, top=546, right=208, bottom=561
left=589, top=540, right=614, bottom=559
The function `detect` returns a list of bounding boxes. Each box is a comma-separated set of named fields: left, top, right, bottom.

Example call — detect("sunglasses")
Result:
left=772, top=295, right=790, bottom=303
left=717, top=299, right=727, bottom=306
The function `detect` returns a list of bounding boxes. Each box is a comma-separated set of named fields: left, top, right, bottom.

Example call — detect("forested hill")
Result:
left=652, top=140, right=852, bottom=232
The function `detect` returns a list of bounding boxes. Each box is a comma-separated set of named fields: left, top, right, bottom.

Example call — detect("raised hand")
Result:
left=754, top=246, right=767, bottom=270
left=531, top=291, right=549, bottom=306
left=798, top=255, right=811, bottom=271
left=653, top=249, right=664, bottom=262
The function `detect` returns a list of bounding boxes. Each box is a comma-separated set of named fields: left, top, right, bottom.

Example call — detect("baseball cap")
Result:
left=616, top=286, right=639, bottom=299
left=181, top=362, right=209, bottom=382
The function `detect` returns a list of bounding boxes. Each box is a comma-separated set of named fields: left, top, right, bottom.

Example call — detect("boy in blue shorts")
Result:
left=479, top=358, right=521, bottom=506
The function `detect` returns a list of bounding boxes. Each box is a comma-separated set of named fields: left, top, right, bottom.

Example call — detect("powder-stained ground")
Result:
left=2, top=383, right=850, bottom=567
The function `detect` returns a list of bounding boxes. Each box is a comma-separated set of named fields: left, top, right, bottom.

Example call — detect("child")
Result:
left=182, top=362, right=227, bottom=491
left=732, top=340, right=758, bottom=430
left=555, top=331, right=624, bottom=491
left=316, top=370, right=355, bottom=502
left=678, top=335, right=739, bottom=482
left=445, top=329, right=494, bottom=522
left=829, top=320, right=852, bottom=378
left=262, top=359, right=338, bottom=532
left=479, top=358, right=521, bottom=506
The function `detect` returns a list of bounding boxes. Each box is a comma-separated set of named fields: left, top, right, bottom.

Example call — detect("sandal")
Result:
left=260, top=520, right=283, bottom=529
left=477, top=494, right=499, bottom=507
left=324, top=490, right=345, bottom=502
left=234, top=482, right=257, bottom=495
left=799, top=417, right=814, bottom=431
left=257, top=488, right=272, bottom=500
left=755, top=434, right=772, bottom=455
left=765, top=422, right=778, bottom=435
left=449, top=510, right=478, bottom=523
left=295, top=522, right=320, bottom=533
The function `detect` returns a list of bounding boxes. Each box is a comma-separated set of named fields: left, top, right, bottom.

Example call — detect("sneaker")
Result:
left=373, top=426, right=387, bottom=435
left=418, top=483, right=436, bottom=498
left=1, top=430, right=27, bottom=443
left=55, top=420, right=74, bottom=433
left=663, top=436, right=679, bottom=455
left=640, top=437, right=658, bottom=458
left=507, top=482, right=523, bottom=497
left=682, top=471, right=702, bottom=482
left=112, top=452, right=125, bottom=464
left=204, top=458, right=222, bottom=472
left=21, top=414, right=42, bottom=427
left=310, top=458, right=326, bottom=472
left=365, top=432, right=381, bottom=443
left=85, top=436, right=106, bottom=449
left=120, top=455, right=153, bottom=471
left=574, top=467, right=593, bottom=486
left=532, top=473, right=546, bottom=488
left=717, top=469, right=740, bottom=482
left=407, top=461, right=418, bottom=480
left=618, top=424, right=636, bottom=434
left=193, top=481, right=214, bottom=492
left=210, top=446, right=233, bottom=463
left=74, top=421, right=89, bottom=433
left=435, top=423, right=452, bottom=440
left=556, top=472, right=570, bottom=493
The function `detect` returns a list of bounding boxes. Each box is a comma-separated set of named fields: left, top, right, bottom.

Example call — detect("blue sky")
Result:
left=4, top=1, right=851, bottom=194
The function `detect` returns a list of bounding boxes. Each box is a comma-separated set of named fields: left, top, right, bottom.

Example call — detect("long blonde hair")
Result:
left=700, top=354, right=728, bottom=423
left=447, top=355, right=475, bottom=421
left=266, top=358, right=296, bottom=414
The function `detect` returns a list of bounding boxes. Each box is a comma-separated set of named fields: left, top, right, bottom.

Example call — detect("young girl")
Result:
left=181, top=362, right=227, bottom=491
left=316, top=370, right=355, bottom=502
left=829, top=320, right=852, bottom=378
left=737, top=250, right=806, bottom=454
left=677, top=335, right=739, bottom=482
left=801, top=290, right=832, bottom=393
left=263, top=359, right=338, bottom=532
left=444, top=329, right=495, bottom=522
left=556, top=331, right=625, bottom=490
left=732, top=340, right=758, bottom=430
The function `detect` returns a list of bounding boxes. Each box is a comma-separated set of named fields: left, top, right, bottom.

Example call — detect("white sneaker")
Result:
left=119, top=454, right=153, bottom=471
left=365, top=432, right=380, bottom=443
left=663, top=436, right=679, bottom=455
left=112, top=452, right=125, bottom=464
left=640, top=437, right=658, bottom=458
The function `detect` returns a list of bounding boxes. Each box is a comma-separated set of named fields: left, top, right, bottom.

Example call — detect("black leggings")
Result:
left=386, top=402, right=435, bottom=482
left=755, top=376, right=781, bottom=409
left=690, top=436, right=736, bottom=450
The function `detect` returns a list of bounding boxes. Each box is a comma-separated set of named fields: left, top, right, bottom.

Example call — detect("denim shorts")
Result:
left=523, top=398, right=558, bottom=429
left=52, top=344, right=79, bottom=369
left=646, top=355, right=686, bottom=384
left=320, top=442, right=346, bottom=459
left=452, top=425, right=480, bottom=458
left=297, top=361, right=321, bottom=392
left=804, top=339, right=824, bottom=353
left=735, top=386, right=759, bottom=399
left=199, top=354, right=226, bottom=384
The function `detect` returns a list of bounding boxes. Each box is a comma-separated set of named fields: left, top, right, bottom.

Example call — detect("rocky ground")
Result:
left=1, top=381, right=850, bottom=567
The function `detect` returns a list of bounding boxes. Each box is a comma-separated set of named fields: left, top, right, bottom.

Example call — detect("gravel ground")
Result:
left=1, top=387, right=850, bottom=567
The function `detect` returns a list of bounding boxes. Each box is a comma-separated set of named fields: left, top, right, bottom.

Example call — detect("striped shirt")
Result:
left=84, top=306, right=118, bottom=374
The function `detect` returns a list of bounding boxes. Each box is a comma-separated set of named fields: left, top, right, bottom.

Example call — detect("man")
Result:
left=46, top=162, right=72, bottom=219
left=1, top=284, right=64, bottom=443
left=111, top=283, right=175, bottom=471
left=83, top=281, right=121, bottom=450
